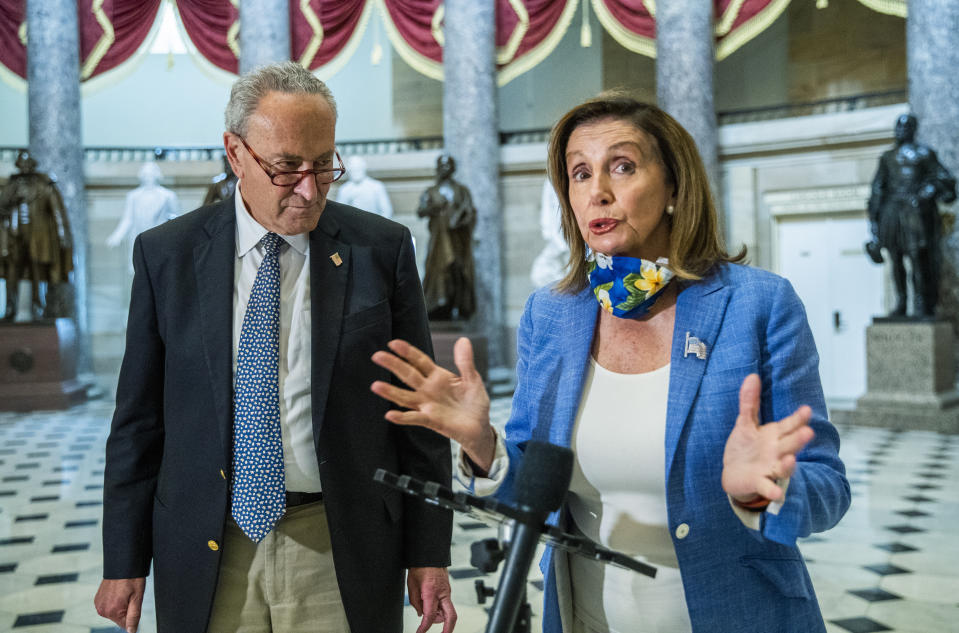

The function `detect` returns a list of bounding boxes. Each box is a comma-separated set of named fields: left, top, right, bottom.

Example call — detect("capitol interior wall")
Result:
left=0, top=102, right=908, bottom=383
left=720, top=103, right=907, bottom=279
left=787, top=0, right=905, bottom=102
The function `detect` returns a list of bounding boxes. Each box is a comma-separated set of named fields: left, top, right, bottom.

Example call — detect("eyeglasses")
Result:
left=239, top=137, right=346, bottom=187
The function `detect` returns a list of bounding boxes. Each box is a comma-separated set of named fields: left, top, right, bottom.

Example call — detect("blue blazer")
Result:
left=496, top=263, right=850, bottom=633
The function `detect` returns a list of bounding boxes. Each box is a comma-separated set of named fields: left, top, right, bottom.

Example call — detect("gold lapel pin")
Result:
left=330, top=252, right=343, bottom=267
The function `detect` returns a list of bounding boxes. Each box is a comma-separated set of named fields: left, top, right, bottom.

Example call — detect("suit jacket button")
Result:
left=208, top=540, right=220, bottom=551
left=219, top=469, right=226, bottom=480
left=675, top=523, right=690, bottom=540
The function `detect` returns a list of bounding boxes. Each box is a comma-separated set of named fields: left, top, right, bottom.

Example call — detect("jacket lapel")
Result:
left=664, top=272, right=730, bottom=482
left=193, top=199, right=237, bottom=469
left=309, top=208, right=350, bottom=448
left=551, top=288, right=598, bottom=447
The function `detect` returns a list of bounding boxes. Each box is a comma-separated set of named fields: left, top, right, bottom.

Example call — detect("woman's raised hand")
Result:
left=721, top=374, right=815, bottom=505
left=371, top=337, right=496, bottom=472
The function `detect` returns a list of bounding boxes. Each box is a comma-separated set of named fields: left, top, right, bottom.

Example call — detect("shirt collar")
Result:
left=234, top=181, right=310, bottom=258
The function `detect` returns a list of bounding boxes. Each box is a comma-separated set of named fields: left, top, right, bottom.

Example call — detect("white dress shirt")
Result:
left=232, top=184, right=322, bottom=492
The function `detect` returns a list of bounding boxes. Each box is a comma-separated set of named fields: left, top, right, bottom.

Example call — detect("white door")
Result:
left=777, top=215, right=885, bottom=408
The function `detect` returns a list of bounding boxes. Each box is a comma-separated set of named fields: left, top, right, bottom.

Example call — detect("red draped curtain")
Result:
left=0, top=0, right=368, bottom=81
left=175, top=0, right=369, bottom=74
left=0, top=0, right=161, bottom=81
left=0, top=0, right=27, bottom=78
left=591, top=0, right=794, bottom=60
left=379, top=0, right=440, bottom=76
left=5, top=0, right=900, bottom=85
left=80, top=0, right=163, bottom=77
left=175, top=0, right=239, bottom=73
left=292, top=0, right=368, bottom=71
left=380, top=0, right=578, bottom=85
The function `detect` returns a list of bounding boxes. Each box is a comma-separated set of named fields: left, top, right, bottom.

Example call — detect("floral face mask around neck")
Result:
left=586, top=249, right=675, bottom=319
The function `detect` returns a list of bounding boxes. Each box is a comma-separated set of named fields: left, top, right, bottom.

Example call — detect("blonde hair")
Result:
left=546, top=93, right=745, bottom=294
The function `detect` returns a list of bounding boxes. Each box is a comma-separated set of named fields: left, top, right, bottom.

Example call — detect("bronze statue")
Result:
left=867, top=114, right=957, bottom=318
left=417, top=154, right=476, bottom=321
left=0, top=150, right=74, bottom=321
left=203, top=155, right=238, bottom=206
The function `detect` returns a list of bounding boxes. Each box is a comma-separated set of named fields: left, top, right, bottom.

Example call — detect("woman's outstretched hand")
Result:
left=371, top=337, right=496, bottom=473
left=721, top=374, right=815, bottom=505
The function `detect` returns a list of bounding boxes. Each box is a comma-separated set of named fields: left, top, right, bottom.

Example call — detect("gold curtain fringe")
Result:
left=375, top=0, right=443, bottom=81
left=80, top=1, right=167, bottom=96
left=0, top=61, right=26, bottom=93
left=297, top=0, right=324, bottom=69
left=715, top=0, right=748, bottom=37
left=498, top=0, right=579, bottom=86
left=856, top=0, right=906, bottom=18
left=591, top=0, right=657, bottom=58
left=497, top=0, right=530, bottom=66
left=373, top=0, right=580, bottom=85
left=716, top=0, right=792, bottom=60
left=81, top=0, right=117, bottom=80
left=170, top=0, right=236, bottom=85
left=226, top=0, right=240, bottom=61
left=0, top=1, right=165, bottom=94
left=313, top=0, right=374, bottom=81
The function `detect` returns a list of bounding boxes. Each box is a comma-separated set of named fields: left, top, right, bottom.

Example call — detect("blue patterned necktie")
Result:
left=232, top=232, right=286, bottom=542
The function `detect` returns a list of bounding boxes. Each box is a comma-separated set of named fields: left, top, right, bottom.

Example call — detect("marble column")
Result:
left=26, top=0, right=90, bottom=375
left=239, top=0, right=291, bottom=74
left=655, top=1, right=720, bottom=208
left=908, top=1, right=959, bottom=354
left=442, top=0, right=504, bottom=367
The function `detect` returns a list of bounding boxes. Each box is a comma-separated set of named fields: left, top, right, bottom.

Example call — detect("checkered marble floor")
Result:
left=1, top=394, right=958, bottom=632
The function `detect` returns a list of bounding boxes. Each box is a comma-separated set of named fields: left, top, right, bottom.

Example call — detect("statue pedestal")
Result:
left=429, top=321, right=488, bottom=386
left=837, top=320, right=959, bottom=432
left=0, top=319, right=86, bottom=411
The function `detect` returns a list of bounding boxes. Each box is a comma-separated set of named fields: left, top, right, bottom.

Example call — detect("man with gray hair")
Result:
left=95, top=61, right=455, bottom=633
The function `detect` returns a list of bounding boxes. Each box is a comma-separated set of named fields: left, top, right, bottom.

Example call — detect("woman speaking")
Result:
left=371, top=95, right=849, bottom=633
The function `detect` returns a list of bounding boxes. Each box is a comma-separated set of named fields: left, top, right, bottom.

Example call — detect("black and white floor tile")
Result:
left=1, top=397, right=958, bottom=632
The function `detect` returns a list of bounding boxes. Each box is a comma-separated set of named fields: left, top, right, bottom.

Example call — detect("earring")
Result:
left=667, top=204, right=675, bottom=215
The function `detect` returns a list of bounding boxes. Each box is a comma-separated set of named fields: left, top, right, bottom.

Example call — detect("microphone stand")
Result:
left=373, top=459, right=657, bottom=633
left=471, top=533, right=531, bottom=633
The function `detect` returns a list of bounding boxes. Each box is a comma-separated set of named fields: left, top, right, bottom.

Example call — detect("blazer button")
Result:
left=208, top=540, right=220, bottom=551
left=675, top=523, right=690, bottom=540
left=219, top=469, right=226, bottom=480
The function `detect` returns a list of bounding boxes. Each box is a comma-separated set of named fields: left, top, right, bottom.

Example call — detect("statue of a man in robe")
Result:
left=416, top=154, right=476, bottom=321
left=335, top=156, right=393, bottom=219
left=0, top=150, right=74, bottom=321
left=107, top=162, right=180, bottom=272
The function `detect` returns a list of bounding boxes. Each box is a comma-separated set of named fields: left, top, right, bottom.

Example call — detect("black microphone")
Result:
left=485, top=440, right=573, bottom=633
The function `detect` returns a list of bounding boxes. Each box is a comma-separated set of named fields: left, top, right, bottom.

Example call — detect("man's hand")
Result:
left=722, top=374, right=815, bottom=505
left=407, top=567, right=457, bottom=633
left=94, top=577, right=146, bottom=633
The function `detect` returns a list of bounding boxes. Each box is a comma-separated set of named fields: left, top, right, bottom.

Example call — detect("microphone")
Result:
left=373, top=468, right=655, bottom=576
left=485, top=440, right=574, bottom=633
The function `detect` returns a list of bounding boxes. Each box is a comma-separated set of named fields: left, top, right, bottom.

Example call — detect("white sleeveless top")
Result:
left=567, top=358, right=692, bottom=633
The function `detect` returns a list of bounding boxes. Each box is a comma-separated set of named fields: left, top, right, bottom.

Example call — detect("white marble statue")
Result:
left=335, top=156, right=394, bottom=219
left=530, top=178, right=570, bottom=287
left=107, top=162, right=180, bottom=271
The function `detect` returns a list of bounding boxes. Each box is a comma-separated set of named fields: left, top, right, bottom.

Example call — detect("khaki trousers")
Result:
left=207, top=501, right=350, bottom=633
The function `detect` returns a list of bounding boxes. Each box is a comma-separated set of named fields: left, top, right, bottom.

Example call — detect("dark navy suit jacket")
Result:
left=102, top=197, right=452, bottom=632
